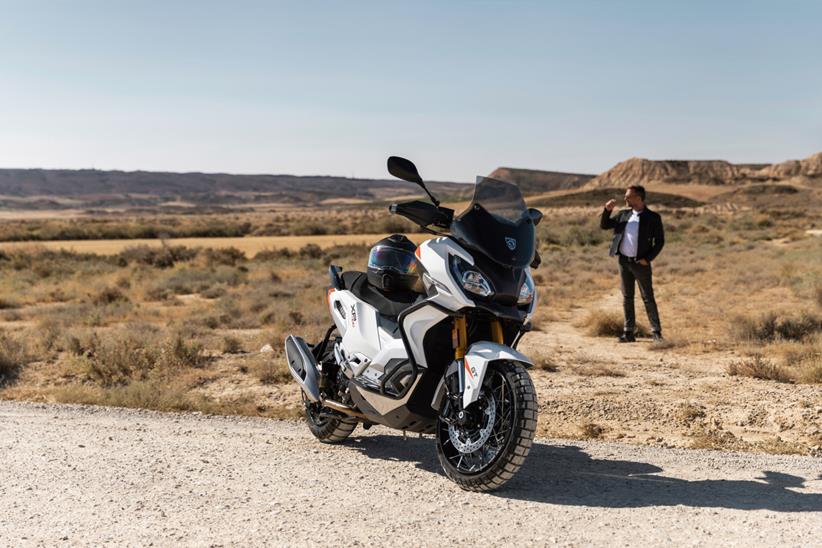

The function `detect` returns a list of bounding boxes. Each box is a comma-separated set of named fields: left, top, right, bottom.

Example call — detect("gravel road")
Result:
left=1, top=401, right=821, bottom=547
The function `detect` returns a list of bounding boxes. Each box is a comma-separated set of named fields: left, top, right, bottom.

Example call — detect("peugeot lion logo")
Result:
left=505, top=237, right=517, bottom=251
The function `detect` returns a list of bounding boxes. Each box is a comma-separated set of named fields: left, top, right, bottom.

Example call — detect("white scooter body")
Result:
left=326, top=236, right=536, bottom=409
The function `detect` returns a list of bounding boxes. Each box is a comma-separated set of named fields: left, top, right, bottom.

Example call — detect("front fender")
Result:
left=462, top=342, right=532, bottom=408
left=430, top=342, right=533, bottom=412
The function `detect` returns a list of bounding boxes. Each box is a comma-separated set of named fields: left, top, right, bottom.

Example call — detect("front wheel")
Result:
left=436, top=361, right=537, bottom=491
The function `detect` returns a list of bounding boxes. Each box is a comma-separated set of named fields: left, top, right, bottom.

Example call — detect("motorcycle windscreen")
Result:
left=451, top=177, right=535, bottom=268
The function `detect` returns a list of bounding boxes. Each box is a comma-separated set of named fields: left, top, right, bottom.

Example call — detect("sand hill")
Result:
left=585, top=152, right=822, bottom=188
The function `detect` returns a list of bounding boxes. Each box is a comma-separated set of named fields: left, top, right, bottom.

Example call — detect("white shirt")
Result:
left=619, top=209, right=642, bottom=257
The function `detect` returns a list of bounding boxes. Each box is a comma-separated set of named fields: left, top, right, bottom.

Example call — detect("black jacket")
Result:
left=600, top=207, right=665, bottom=261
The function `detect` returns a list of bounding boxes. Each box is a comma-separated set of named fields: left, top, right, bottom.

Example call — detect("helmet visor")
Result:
left=368, top=245, right=417, bottom=274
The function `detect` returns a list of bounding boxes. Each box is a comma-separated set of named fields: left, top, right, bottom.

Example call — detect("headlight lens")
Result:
left=518, top=273, right=535, bottom=305
left=450, top=255, right=494, bottom=298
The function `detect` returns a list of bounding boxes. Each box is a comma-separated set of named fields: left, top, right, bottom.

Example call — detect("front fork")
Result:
left=445, top=316, right=504, bottom=421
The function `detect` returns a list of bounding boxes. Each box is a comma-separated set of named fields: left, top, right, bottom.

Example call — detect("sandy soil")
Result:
left=1, top=400, right=820, bottom=547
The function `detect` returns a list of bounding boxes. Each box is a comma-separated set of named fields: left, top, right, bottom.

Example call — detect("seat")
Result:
left=339, top=271, right=420, bottom=318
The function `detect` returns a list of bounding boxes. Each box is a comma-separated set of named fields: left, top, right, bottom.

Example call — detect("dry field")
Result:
left=0, top=234, right=428, bottom=256
left=0, top=200, right=820, bottom=456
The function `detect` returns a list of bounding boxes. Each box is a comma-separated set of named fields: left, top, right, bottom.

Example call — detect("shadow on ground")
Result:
left=347, top=435, right=822, bottom=512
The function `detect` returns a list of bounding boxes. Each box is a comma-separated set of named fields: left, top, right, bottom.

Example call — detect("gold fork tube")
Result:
left=453, top=316, right=468, bottom=359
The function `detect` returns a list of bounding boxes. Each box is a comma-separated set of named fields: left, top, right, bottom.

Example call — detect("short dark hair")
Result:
left=627, top=185, right=646, bottom=201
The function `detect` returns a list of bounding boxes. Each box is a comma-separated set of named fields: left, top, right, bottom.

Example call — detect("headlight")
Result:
left=450, top=255, right=494, bottom=298
left=518, top=273, right=535, bottom=305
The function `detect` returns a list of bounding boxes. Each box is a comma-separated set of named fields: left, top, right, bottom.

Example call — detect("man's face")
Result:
left=624, top=189, right=644, bottom=209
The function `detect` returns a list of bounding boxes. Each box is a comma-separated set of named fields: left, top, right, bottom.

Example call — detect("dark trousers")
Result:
left=618, top=255, right=662, bottom=335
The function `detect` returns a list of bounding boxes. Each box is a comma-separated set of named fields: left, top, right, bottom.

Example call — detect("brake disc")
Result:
left=448, top=393, right=496, bottom=453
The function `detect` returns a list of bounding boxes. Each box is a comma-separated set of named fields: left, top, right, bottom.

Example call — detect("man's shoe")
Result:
left=652, top=332, right=664, bottom=342
left=618, top=332, right=636, bottom=343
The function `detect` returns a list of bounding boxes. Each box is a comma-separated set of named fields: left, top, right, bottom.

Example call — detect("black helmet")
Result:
left=367, top=234, right=419, bottom=292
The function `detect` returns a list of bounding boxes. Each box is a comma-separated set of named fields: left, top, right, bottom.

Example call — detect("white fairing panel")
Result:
left=415, top=237, right=474, bottom=312
left=462, top=342, right=532, bottom=408
left=328, top=289, right=381, bottom=364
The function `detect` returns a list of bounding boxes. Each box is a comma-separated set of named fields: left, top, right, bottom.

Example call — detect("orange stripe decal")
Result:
left=464, top=357, right=474, bottom=380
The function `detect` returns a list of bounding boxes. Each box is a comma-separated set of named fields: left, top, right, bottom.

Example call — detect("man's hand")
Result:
left=637, top=258, right=650, bottom=266
left=604, top=199, right=617, bottom=212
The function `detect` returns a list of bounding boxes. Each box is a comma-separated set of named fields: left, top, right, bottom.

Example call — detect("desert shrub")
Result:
left=158, top=332, right=205, bottom=370
left=0, top=332, right=33, bottom=384
left=577, top=364, right=626, bottom=377
left=202, top=247, right=246, bottom=267
left=676, top=403, right=706, bottom=424
left=145, top=266, right=246, bottom=300
left=253, top=248, right=294, bottom=261
left=78, top=329, right=159, bottom=386
left=117, top=244, right=198, bottom=268
left=0, top=297, right=20, bottom=310
left=563, top=226, right=604, bottom=247
left=222, top=336, right=244, bottom=354
left=578, top=422, right=604, bottom=439
left=75, top=326, right=205, bottom=387
left=200, top=285, right=227, bottom=299
left=726, top=356, right=793, bottom=383
left=249, top=354, right=291, bottom=384
left=298, top=244, right=323, bottom=259
left=732, top=312, right=822, bottom=342
left=89, top=286, right=130, bottom=306
left=578, top=309, right=649, bottom=338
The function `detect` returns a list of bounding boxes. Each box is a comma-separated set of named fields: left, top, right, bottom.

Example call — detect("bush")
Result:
left=203, top=247, right=246, bottom=267
left=76, top=327, right=204, bottom=386
left=726, top=356, right=793, bottom=383
left=222, top=335, right=244, bottom=354
left=117, top=244, right=198, bottom=268
left=298, top=244, right=323, bottom=259
left=579, top=309, right=649, bottom=338
left=733, top=312, right=822, bottom=342
left=0, top=332, right=32, bottom=384
left=90, top=286, right=130, bottom=306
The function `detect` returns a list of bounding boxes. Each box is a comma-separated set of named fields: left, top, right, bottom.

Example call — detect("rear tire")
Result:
left=436, top=361, right=537, bottom=491
left=303, top=394, right=358, bottom=444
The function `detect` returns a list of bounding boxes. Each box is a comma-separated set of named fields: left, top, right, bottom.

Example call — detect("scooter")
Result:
left=285, top=156, right=543, bottom=491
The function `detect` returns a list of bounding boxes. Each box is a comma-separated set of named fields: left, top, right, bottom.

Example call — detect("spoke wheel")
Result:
left=302, top=392, right=358, bottom=444
left=436, top=361, right=537, bottom=491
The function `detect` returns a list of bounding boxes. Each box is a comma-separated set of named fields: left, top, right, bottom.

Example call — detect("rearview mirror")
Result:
left=387, top=156, right=423, bottom=185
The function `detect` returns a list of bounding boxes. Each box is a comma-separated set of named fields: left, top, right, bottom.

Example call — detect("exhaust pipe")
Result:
left=284, top=335, right=320, bottom=402
left=323, top=399, right=369, bottom=421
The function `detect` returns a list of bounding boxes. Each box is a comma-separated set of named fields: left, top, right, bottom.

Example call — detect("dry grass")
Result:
left=577, top=309, right=650, bottom=338
left=726, top=356, right=793, bottom=383
left=249, top=353, right=292, bottom=385
left=578, top=422, right=604, bottom=439
left=0, top=233, right=427, bottom=257
left=577, top=364, right=626, bottom=378
left=648, top=337, right=686, bottom=351
left=732, top=312, right=822, bottom=343
left=676, top=403, right=706, bottom=424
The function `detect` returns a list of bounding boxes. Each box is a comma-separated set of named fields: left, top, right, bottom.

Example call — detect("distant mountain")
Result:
left=0, top=168, right=468, bottom=210
left=585, top=152, right=822, bottom=188
left=487, top=167, right=594, bottom=193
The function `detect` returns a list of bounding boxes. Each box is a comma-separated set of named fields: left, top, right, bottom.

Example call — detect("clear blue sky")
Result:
left=0, top=0, right=820, bottom=181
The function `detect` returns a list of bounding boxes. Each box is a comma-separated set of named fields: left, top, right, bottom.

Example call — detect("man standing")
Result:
left=600, top=185, right=665, bottom=342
